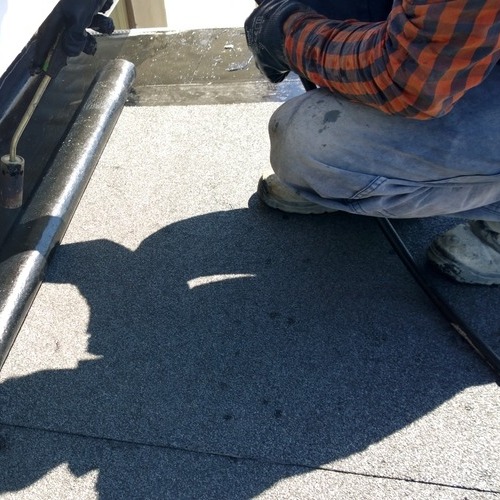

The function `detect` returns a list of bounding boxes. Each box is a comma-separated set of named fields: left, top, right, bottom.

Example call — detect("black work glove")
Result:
left=244, top=0, right=313, bottom=83
left=100, top=0, right=114, bottom=13
left=59, top=0, right=115, bottom=57
left=89, top=13, right=115, bottom=35
left=33, top=0, right=115, bottom=78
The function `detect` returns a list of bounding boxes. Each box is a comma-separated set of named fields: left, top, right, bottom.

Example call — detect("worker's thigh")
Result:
left=268, top=66, right=500, bottom=220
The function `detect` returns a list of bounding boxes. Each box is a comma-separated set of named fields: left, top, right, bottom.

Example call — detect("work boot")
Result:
left=257, top=172, right=337, bottom=214
left=427, top=221, right=500, bottom=285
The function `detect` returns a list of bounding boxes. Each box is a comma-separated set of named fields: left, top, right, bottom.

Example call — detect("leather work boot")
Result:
left=257, top=172, right=337, bottom=214
left=427, top=221, right=500, bottom=285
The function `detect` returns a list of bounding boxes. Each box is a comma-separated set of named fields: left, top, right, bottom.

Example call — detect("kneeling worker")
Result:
left=245, top=0, right=500, bottom=285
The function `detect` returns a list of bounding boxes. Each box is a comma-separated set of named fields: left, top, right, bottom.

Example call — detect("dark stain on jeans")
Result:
left=319, top=110, right=341, bottom=133
left=323, top=110, right=341, bottom=124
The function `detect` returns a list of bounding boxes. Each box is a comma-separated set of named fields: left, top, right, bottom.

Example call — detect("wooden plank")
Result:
left=125, top=0, right=167, bottom=28
left=110, top=0, right=131, bottom=30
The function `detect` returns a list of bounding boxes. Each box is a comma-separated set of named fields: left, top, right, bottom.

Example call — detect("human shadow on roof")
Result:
left=0, top=207, right=495, bottom=497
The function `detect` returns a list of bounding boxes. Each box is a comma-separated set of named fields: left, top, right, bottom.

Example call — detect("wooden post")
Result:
left=124, top=0, right=167, bottom=28
left=109, top=0, right=132, bottom=29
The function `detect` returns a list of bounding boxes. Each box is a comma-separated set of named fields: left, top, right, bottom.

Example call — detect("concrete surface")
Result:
left=0, top=27, right=500, bottom=500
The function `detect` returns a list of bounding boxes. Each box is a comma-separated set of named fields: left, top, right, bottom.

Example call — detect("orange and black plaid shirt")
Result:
left=284, top=0, right=500, bottom=119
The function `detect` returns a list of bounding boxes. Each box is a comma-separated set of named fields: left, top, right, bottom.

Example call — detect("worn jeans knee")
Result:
left=268, top=68, right=500, bottom=220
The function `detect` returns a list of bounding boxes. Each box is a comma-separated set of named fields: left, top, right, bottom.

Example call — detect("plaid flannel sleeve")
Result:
left=283, top=0, right=500, bottom=119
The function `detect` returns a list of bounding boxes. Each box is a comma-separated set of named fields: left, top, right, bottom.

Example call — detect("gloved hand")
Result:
left=89, top=13, right=115, bottom=35
left=100, top=0, right=114, bottom=12
left=244, top=0, right=313, bottom=83
left=33, top=0, right=115, bottom=78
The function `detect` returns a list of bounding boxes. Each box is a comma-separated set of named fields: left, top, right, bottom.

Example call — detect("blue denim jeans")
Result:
left=269, top=66, right=500, bottom=220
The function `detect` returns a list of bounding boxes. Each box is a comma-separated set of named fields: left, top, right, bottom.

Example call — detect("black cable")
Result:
left=377, top=218, right=500, bottom=379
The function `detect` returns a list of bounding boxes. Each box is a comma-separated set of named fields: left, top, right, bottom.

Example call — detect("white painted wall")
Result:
left=165, top=0, right=256, bottom=30
left=0, top=0, right=59, bottom=77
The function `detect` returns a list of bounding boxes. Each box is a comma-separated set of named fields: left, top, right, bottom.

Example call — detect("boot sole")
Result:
left=427, top=241, right=500, bottom=286
left=257, top=177, right=337, bottom=215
